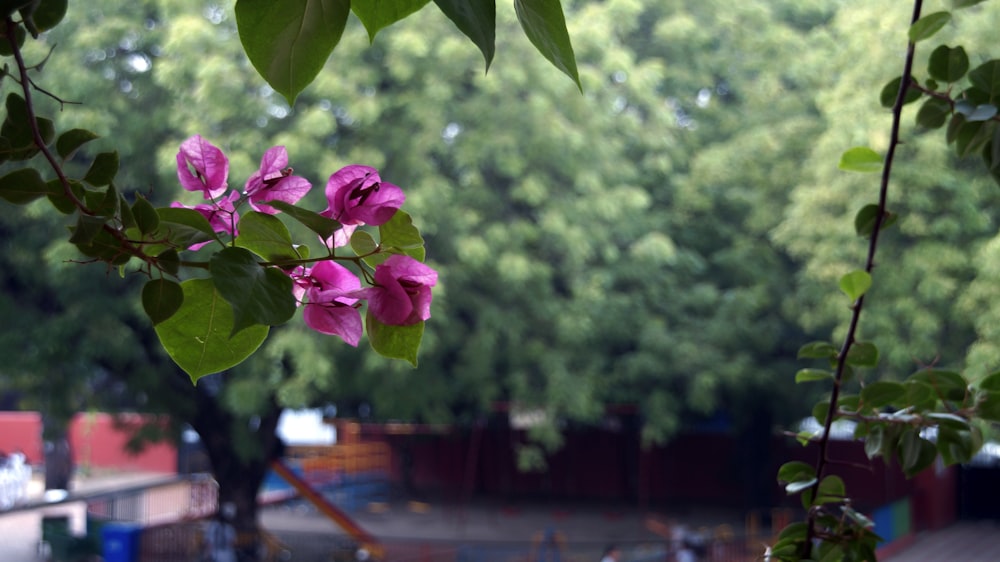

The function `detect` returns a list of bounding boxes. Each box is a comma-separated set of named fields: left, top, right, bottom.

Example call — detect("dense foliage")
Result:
left=3, top=0, right=1000, bottom=560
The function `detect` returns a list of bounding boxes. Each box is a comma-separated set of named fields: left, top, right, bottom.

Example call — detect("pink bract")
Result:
left=321, top=165, right=405, bottom=226
left=244, top=146, right=312, bottom=214
left=361, top=254, right=437, bottom=326
left=296, top=260, right=364, bottom=346
left=176, top=135, right=229, bottom=200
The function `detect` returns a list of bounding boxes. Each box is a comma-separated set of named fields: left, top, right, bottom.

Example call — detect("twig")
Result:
left=804, top=0, right=925, bottom=556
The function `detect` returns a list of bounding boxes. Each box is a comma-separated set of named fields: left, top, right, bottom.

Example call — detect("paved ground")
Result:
left=882, top=520, right=1000, bottom=562
left=4, top=471, right=1000, bottom=561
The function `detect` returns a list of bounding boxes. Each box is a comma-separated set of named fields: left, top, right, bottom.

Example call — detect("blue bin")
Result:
left=101, top=523, right=142, bottom=562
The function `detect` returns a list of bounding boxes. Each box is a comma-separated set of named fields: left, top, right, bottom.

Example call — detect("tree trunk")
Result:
left=190, top=383, right=284, bottom=562
left=41, top=415, right=73, bottom=491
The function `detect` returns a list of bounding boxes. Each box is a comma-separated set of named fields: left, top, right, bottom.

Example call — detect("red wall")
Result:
left=358, top=420, right=958, bottom=530
left=0, top=411, right=176, bottom=472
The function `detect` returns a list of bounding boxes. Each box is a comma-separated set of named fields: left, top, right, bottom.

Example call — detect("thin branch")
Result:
left=804, top=1, right=925, bottom=556
left=4, top=17, right=90, bottom=214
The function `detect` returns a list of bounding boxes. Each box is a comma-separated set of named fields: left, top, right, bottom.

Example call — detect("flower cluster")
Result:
left=174, top=135, right=437, bottom=345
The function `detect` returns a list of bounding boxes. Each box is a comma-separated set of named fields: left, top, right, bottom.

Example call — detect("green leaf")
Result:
left=24, top=0, right=67, bottom=35
left=261, top=200, right=341, bottom=240
left=861, top=381, right=905, bottom=409
left=798, top=341, right=839, bottom=359
left=839, top=147, right=882, bottom=172
left=142, top=278, right=184, bottom=325
left=154, top=278, right=269, bottom=383
left=879, top=75, right=922, bottom=108
left=956, top=101, right=998, bottom=122
left=845, top=341, right=879, bottom=368
left=910, top=369, right=968, bottom=402
left=352, top=0, right=430, bottom=42
left=366, top=309, right=423, bottom=366
left=235, top=0, right=351, bottom=104
left=233, top=211, right=300, bottom=263
left=209, top=247, right=297, bottom=334
left=376, top=209, right=426, bottom=262
left=839, top=270, right=871, bottom=301
left=897, top=429, right=938, bottom=476
left=0, top=167, right=50, bottom=204
left=433, top=0, right=495, bottom=70
left=1, top=92, right=46, bottom=160
left=83, top=151, right=119, bottom=186
left=350, top=229, right=379, bottom=257
left=151, top=207, right=217, bottom=251
left=937, top=427, right=977, bottom=465
left=55, top=128, right=99, bottom=160
left=156, top=248, right=180, bottom=276
left=928, top=45, right=969, bottom=83
left=916, top=97, right=952, bottom=129
left=908, top=12, right=951, bottom=43
left=969, top=60, right=1000, bottom=98
left=777, top=461, right=815, bottom=485
left=854, top=204, right=897, bottom=237
left=902, top=381, right=936, bottom=411
left=814, top=474, right=846, bottom=505
left=976, top=390, right=1000, bottom=422
left=795, top=369, right=832, bottom=383
left=513, top=0, right=581, bottom=91
left=812, top=400, right=830, bottom=426
left=68, top=214, right=108, bottom=245
left=132, top=194, right=159, bottom=236
left=954, top=119, right=993, bottom=158
left=927, top=412, right=971, bottom=431
left=785, top=478, right=818, bottom=495
left=953, top=0, right=988, bottom=7
left=978, top=371, right=1000, bottom=392
left=864, top=424, right=884, bottom=459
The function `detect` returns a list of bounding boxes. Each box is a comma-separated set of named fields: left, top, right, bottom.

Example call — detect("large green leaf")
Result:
left=0, top=167, right=51, bottom=204
left=433, top=0, right=495, bottom=70
left=210, top=247, right=297, bottom=334
left=513, top=0, right=581, bottom=91
left=234, top=211, right=301, bottom=263
left=235, top=0, right=351, bottom=104
left=154, top=278, right=269, bottom=383
left=366, top=309, right=423, bottom=366
left=83, top=151, right=119, bottom=186
left=352, top=0, right=430, bottom=42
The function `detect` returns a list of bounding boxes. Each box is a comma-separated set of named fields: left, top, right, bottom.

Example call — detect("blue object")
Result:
left=101, top=523, right=142, bottom=562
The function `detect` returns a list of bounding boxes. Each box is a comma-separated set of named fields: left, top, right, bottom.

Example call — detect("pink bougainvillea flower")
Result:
left=357, top=254, right=437, bottom=326
left=170, top=191, right=240, bottom=250
left=176, top=135, right=229, bottom=200
left=244, top=146, right=312, bottom=214
left=321, top=165, right=405, bottom=226
left=293, top=260, right=364, bottom=346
